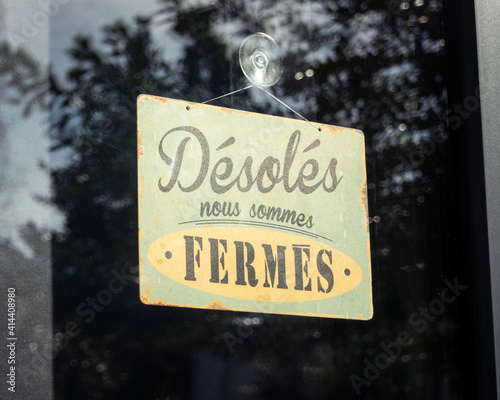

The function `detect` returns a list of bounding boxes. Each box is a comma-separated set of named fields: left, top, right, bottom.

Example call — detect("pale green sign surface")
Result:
left=138, top=95, right=372, bottom=320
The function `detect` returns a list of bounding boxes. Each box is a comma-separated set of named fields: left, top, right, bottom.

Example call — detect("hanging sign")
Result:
left=138, top=95, right=372, bottom=320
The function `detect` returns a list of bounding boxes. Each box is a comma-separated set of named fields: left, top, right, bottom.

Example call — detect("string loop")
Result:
left=186, top=33, right=321, bottom=132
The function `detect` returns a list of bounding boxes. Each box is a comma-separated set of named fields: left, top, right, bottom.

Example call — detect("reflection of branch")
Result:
left=0, top=42, right=48, bottom=115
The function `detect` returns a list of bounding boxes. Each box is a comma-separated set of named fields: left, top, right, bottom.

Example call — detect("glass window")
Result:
left=1, top=0, right=497, bottom=399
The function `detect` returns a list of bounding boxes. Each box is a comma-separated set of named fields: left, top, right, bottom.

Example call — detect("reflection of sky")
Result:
left=51, top=0, right=184, bottom=84
left=4, top=0, right=49, bottom=66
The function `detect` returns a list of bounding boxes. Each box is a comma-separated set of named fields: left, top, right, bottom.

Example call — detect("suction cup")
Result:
left=239, top=33, right=283, bottom=87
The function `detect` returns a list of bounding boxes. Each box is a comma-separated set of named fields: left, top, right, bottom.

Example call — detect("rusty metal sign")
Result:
left=137, top=95, right=372, bottom=320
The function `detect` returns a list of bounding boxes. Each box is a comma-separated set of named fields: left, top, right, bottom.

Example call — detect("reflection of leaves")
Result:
left=7, top=97, right=22, bottom=105
left=51, top=2, right=455, bottom=399
left=52, top=17, right=179, bottom=149
left=51, top=16, right=180, bottom=297
left=0, top=42, right=48, bottom=114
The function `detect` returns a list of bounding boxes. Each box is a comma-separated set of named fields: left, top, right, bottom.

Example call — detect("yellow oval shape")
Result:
left=147, top=227, right=362, bottom=302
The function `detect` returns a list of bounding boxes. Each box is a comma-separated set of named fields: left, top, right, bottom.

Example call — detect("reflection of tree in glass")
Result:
left=50, top=2, right=458, bottom=399
left=0, top=41, right=63, bottom=255
left=0, top=43, right=48, bottom=113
